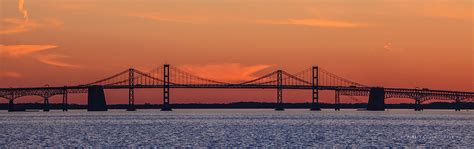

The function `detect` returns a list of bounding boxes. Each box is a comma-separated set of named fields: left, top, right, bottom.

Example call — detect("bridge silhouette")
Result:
left=1, top=64, right=473, bottom=112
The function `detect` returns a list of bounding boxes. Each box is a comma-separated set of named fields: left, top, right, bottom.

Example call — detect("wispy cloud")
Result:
left=382, top=41, right=404, bottom=52
left=179, top=63, right=272, bottom=82
left=270, top=18, right=370, bottom=28
left=36, top=54, right=82, bottom=68
left=0, top=44, right=81, bottom=68
left=0, top=44, right=58, bottom=57
left=0, top=18, right=63, bottom=35
left=127, top=13, right=208, bottom=24
left=0, top=0, right=31, bottom=34
left=18, top=0, right=29, bottom=21
left=0, top=0, right=62, bottom=35
left=0, top=18, right=37, bottom=35
left=383, top=42, right=393, bottom=51
left=0, top=71, right=22, bottom=78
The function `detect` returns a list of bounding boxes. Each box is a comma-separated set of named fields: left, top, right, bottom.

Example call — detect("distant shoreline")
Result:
left=1, top=102, right=472, bottom=110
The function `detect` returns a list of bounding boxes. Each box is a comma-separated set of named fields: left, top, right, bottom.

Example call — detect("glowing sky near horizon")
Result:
left=0, top=0, right=472, bottom=104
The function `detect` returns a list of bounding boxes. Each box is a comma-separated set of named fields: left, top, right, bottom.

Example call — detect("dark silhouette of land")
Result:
left=1, top=102, right=472, bottom=111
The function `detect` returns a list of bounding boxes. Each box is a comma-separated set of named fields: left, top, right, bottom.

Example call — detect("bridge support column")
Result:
left=455, top=98, right=461, bottom=111
left=88, top=85, right=108, bottom=111
left=7, top=91, right=19, bottom=112
left=367, top=87, right=385, bottom=111
left=161, top=64, right=172, bottom=111
left=127, top=68, right=136, bottom=111
left=43, top=97, right=50, bottom=112
left=8, top=99, right=14, bottom=112
left=335, top=91, right=340, bottom=111
left=62, top=87, right=68, bottom=111
left=310, top=66, right=321, bottom=111
left=275, top=70, right=284, bottom=111
left=414, top=99, right=423, bottom=111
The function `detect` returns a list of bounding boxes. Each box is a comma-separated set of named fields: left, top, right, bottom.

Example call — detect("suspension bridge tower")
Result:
left=310, top=66, right=321, bottom=111
left=127, top=68, right=136, bottom=111
left=161, top=64, right=172, bottom=111
left=275, top=70, right=284, bottom=111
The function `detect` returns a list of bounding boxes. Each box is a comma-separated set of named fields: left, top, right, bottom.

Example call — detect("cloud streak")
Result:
left=36, top=54, right=82, bottom=68
left=18, top=0, right=29, bottom=22
left=127, top=13, right=210, bottom=24
left=0, top=18, right=36, bottom=35
left=0, top=0, right=31, bottom=34
left=272, top=19, right=370, bottom=28
left=0, top=0, right=62, bottom=35
left=0, top=71, right=22, bottom=78
left=179, top=63, right=272, bottom=82
left=0, top=44, right=82, bottom=68
left=128, top=14, right=194, bottom=24
left=0, top=44, right=58, bottom=57
left=382, top=41, right=404, bottom=53
left=0, top=18, right=63, bottom=35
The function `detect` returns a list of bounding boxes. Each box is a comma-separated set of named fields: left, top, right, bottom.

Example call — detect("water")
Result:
left=0, top=109, right=472, bottom=148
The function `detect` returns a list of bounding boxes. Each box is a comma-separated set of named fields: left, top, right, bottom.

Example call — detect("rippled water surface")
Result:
left=0, top=109, right=472, bottom=148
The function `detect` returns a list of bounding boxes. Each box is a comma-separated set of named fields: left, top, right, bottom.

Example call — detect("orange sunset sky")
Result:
left=0, top=0, right=473, bottom=104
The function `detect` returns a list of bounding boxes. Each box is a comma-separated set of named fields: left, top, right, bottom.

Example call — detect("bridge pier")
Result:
left=62, top=88, right=68, bottom=111
left=310, top=66, right=321, bottom=111
left=275, top=70, right=284, bottom=111
left=162, top=64, right=172, bottom=111
left=367, top=87, right=385, bottom=111
left=88, top=85, right=108, bottom=111
left=455, top=99, right=461, bottom=111
left=43, top=97, right=50, bottom=112
left=414, top=99, right=423, bottom=111
left=127, top=68, right=136, bottom=111
left=335, top=91, right=340, bottom=111
left=8, top=99, right=14, bottom=112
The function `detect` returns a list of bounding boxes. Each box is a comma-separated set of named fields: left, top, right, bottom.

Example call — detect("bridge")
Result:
left=1, top=64, right=473, bottom=112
